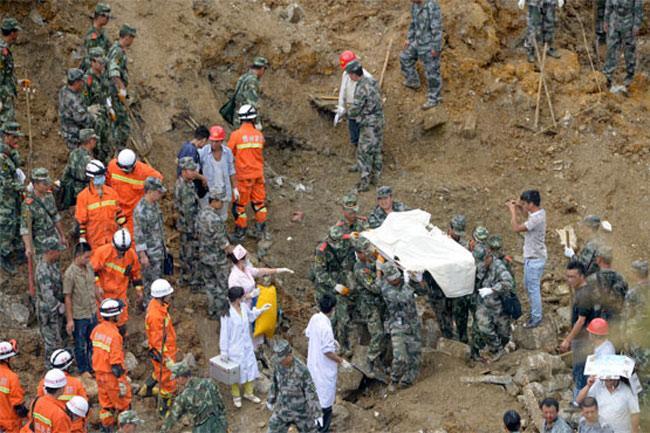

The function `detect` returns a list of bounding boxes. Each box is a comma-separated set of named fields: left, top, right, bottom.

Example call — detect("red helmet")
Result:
left=209, top=125, right=226, bottom=141
left=586, top=318, right=609, bottom=336
left=339, top=50, right=357, bottom=70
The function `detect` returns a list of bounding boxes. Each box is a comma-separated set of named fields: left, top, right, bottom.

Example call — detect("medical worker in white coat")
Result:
left=305, top=294, right=351, bottom=432
left=220, top=285, right=272, bottom=408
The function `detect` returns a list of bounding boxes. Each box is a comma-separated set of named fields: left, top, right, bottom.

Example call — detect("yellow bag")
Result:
left=254, top=284, right=278, bottom=339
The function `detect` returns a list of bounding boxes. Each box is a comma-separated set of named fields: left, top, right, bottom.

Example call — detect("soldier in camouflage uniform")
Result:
left=380, top=261, right=421, bottom=391
left=335, top=192, right=369, bottom=234
left=0, top=122, right=25, bottom=273
left=565, top=215, right=605, bottom=276
left=487, top=234, right=516, bottom=285
left=58, top=68, right=92, bottom=150
left=368, top=186, right=408, bottom=229
left=35, top=238, right=66, bottom=366
left=233, top=56, right=268, bottom=129
left=311, top=225, right=355, bottom=355
left=346, top=59, right=384, bottom=192
left=400, top=0, right=444, bottom=109
left=603, top=0, right=643, bottom=88
left=20, top=168, right=67, bottom=262
left=197, top=188, right=232, bottom=318
left=59, top=128, right=96, bottom=210
left=521, top=0, right=564, bottom=63
left=0, top=18, right=21, bottom=127
left=161, top=362, right=228, bottom=433
left=117, top=410, right=144, bottom=431
left=266, top=340, right=321, bottom=433
left=174, top=157, right=201, bottom=291
left=447, top=214, right=473, bottom=342
left=83, top=47, right=114, bottom=164
left=108, top=25, right=137, bottom=149
left=80, top=3, right=112, bottom=71
left=624, top=260, right=649, bottom=399
left=471, top=252, right=515, bottom=362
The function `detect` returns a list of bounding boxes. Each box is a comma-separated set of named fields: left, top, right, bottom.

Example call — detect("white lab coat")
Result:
left=337, top=68, right=374, bottom=113
left=305, top=312, right=339, bottom=408
left=219, top=303, right=262, bottom=384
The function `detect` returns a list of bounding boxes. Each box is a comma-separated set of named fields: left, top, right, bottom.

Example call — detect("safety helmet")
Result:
left=151, top=278, right=174, bottom=298
left=238, top=104, right=257, bottom=121
left=85, top=159, right=106, bottom=178
left=112, top=228, right=132, bottom=252
left=50, top=349, right=73, bottom=370
left=209, top=125, right=226, bottom=141
left=586, top=318, right=609, bottom=336
left=66, top=396, right=89, bottom=418
left=100, top=298, right=124, bottom=318
left=339, top=50, right=357, bottom=70
left=44, top=368, right=67, bottom=389
left=116, top=149, right=137, bottom=171
left=0, top=341, right=17, bottom=360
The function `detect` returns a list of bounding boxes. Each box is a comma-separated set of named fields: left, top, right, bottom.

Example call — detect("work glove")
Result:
left=118, top=88, right=127, bottom=103
left=79, top=237, right=87, bottom=244
left=266, top=401, right=273, bottom=411
left=564, top=247, right=575, bottom=258
left=15, top=168, right=25, bottom=184
left=334, top=106, right=345, bottom=126
left=334, top=284, right=350, bottom=296
left=277, top=268, right=294, bottom=274
left=341, top=360, right=352, bottom=370
left=165, top=358, right=175, bottom=369
left=118, top=381, right=127, bottom=397
left=479, top=288, right=494, bottom=298
left=518, top=0, right=525, bottom=9
left=315, top=417, right=324, bottom=428
left=557, top=0, right=564, bottom=7
left=88, top=104, right=101, bottom=118
left=109, top=108, right=117, bottom=122
left=111, top=364, right=125, bottom=378
left=260, top=303, right=272, bottom=313
left=233, top=187, right=240, bottom=201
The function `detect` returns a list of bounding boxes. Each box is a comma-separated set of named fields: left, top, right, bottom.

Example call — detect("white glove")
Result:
left=334, top=107, right=345, bottom=126
left=277, top=267, right=294, bottom=274
left=557, top=0, right=564, bottom=8
left=118, top=381, right=127, bottom=397
left=79, top=237, right=87, bottom=244
left=233, top=187, right=240, bottom=201
left=266, top=401, right=273, bottom=411
left=118, top=88, right=127, bottom=100
left=315, top=417, right=324, bottom=428
left=15, top=168, right=25, bottom=184
left=564, top=247, right=575, bottom=258
left=518, top=0, right=525, bottom=9
left=479, top=288, right=494, bottom=298
left=248, top=288, right=260, bottom=298
left=341, top=360, right=352, bottom=369
left=260, top=303, right=272, bottom=313
left=334, top=284, right=346, bottom=295
left=88, top=104, right=101, bottom=117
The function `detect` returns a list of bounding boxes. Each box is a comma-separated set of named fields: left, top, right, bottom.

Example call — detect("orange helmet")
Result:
left=586, top=318, right=609, bottom=336
left=339, top=50, right=357, bottom=70
left=209, top=125, right=226, bottom=141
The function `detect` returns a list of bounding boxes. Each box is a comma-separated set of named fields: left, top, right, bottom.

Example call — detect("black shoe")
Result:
left=523, top=319, right=542, bottom=329
left=403, top=80, right=421, bottom=90
left=527, top=52, right=536, bottom=63
left=546, top=47, right=561, bottom=59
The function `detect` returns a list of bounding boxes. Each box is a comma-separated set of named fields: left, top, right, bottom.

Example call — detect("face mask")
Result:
left=93, top=175, right=106, bottom=186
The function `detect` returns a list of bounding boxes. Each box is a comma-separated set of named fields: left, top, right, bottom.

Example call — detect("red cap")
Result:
left=339, top=50, right=357, bottom=70
left=586, top=318, right=609, bottom=336
left=209, top=125, right=226, bottom=141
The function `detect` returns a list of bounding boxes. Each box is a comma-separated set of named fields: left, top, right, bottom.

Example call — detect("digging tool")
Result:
left=568, top=4, right=602, bottom=94
left=379, top=38, right=394, bottom=90
left=532, top=40, right=557, bottom=129
left=534, top=43, right=546, bottom=129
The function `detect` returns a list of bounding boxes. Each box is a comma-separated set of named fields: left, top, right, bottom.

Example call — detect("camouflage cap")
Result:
left=169, top=361, right=192, bottom=379
left=450, top=214, right=467, bottom=235
left=473, top=243, right=487, bottom=262
left=376, top=185, right=392, bottom=199
left=2, top=121, right=23, bottom=137
left=32, top=167, right=51, bottom=183
left=252, top=56, right=269, bottom=68
left=119, top=24, right=137, bottom=37
left=88, top=47, right=106, bottom=62
left=345, top=59, right=362, bottom=74
left=473, top=226, right=489, bottom=242
left=1, top=18, right=21, bottom=32
left=118, top=410, right=144, bottom=426
left=354, top=236, right=372, bottom=253
left=341, top=193, right=359, bottom=211
left=79, top=128, right=98, bottom=143
left=178, top=156, right=198, bottom=171
left=273, top=339, right=292, bottom=360
left=42, top=236, right=65, bottom=252
left=328, top=225, right=345, bottom=242
left=381, top=261, right=401, bottom=281
left=94, top=3, right=112, bottom=17
left=67, top=68, right=84, bottom=83
left=207, top=187, right=227, bottom=202
left=582, top=215, right=601, bottom=229
left=144, top=176, right=166, bottom=193
left=486, top=234, right=503, bottom=251
left=631, top=259, right=648, bottom=275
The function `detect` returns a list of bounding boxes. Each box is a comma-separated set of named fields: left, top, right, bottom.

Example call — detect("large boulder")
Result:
left=337, top=345, right=365, bottom=395
left=513, top=352, right=565, bottom=385
left=512, top=318, right=558, bottom=352
left=437, top=337, right=471, bottom=360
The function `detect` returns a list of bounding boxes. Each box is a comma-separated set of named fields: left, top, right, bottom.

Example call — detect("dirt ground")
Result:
left=2, top=0, right=650, bottom=431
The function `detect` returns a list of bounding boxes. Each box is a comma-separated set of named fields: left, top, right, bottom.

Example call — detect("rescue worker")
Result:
left=117, top=410, right=144, bottom=432
left=0, top=340, right=27, bottom=433
left=58, top=68, right=92, bottom=150
left=80, top=3, right=112, bottom=71
left=400, top=0, right=444, bottom=109
left=91, top=228, right=143, bottom=334
left=83, top=47, right=113, bottom=164
left=228, top=104, right=268, bottom=241
left=471, top=226, right=489, bottom=254
left=603, top=0, right=643, bottom=90
left=174, top=157, right=201, bottom=290
left=0, top=17, right=21, bottom=127
left=107, top=25, right=136, bottom=149
left=65, top=397, right=89, bottom=433
left=133, top=176, right=167, bottom=306
left=59, top=129, right=97, bottom=210
left=368, top=186, right=408, bottom=229
left=106, top=148, right=162, bottom=237
left=233, top=57, right=269, bottom=129
left=142, top=279, right=177, bottom=416
left=335, top=192, right=369, bottom=234
left=75, top=159, right=126, bottom=250
left=161, top=362, right=228, bottom=433
left=0, top=121, right=25, bottom=274
left=564, top=215, right=605, bottom=276
left=266, top=340, right=321, bottom=433
left=91, top=298, right=132, bottom=433
left=27, top=369, right=72, bottom=433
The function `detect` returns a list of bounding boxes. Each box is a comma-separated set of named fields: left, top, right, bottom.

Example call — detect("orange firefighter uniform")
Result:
left=145, top=298, right=177, bottom=398
left=105, top=159, right=162, bottom=236
left=23, top=393, right=71, bottom=433
left=90, top=319, right=132, bottom=429
left=90, top=243, right=142, bottom=328
left=227, top=122, right=267, bottom=228
left=75, top=183, right=126, bottom=250
left=37, top=373, right=88, bottom=433
left=0, top=363, right=26, bottom=433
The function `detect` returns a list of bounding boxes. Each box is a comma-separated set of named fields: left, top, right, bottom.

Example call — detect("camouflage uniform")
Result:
left=367, top=201, right=408, bottom=229
left=336, top=193, right=370, bottom=234
left=347, top=62, right=384, bottom=191
left=162, top=377, right=228, bottom=433
left=471, top=257, right=515, bottom=356
left=576, top=238, right=603, bottom=276
left=58, top=72, right=92, bottom=150
left=603, top=0, right=643, bottom=86
left=587, top=269, right=628, bottom=324
left=0, top=33, right=17, bottom=127
left=380, top=263, right=421, bottom=386
left=596, top=0, right=608, bottom=44
left=233, top=57, right=267, bottom=129
left=400, top=0, right=443, bottom=105
left=0, top=133, right=24, bottom=267
left=174, top=159, right=201, bottom=290
left=107, top=39, right=131, bottom=149
left=60, top=145, right=92, bottom=204
left=35, top=254, right=64, bottom=365
left=525, top=0, right=560, bottom=61
left=20, top=190, right=63, bottom=257
left=82, top=50, right=113, bottom=164
left=133, top=187, right=166, bottom=304
left=80, top=27, right=111, bottom=71
left=267, top=344, right=321, bottom=433
left=197, top=196, right=230, bottom=318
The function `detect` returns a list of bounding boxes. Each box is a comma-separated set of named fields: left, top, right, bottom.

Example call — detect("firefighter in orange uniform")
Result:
left=0, top=340, right=27, bottom=433
left=91, top=298, right=132, bottom=432
left=25, top=369, right=71, bottom=433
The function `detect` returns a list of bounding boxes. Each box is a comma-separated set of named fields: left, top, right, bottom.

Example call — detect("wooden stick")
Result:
left=569, top=4, right=602, bottom=94
left=379, top=38, right=394, bottom=90
left=312, top=95, right=339, bottom=100
left=533, top=39, right=557, bottom=128
left=534, top=43, right=546, bottom=129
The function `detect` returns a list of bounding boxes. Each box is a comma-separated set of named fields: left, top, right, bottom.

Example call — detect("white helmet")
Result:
left=238, top=104, right=257, bottom=120
left=100, top=298, right=124, bottom=318
left=112, top=228, right=132, bottom=252
left=50, top=349, right=73, bottom=370
left=151, top=278, right=174, bottom=298
left=44, top=368, right=67, bottom=389
left=0, top=341, right=17, bottom=361
left=85, top=159, right=106, bottom=178
left=117, top=149, right=137, bottom=171
left=66, top=396, right=89, bottom=418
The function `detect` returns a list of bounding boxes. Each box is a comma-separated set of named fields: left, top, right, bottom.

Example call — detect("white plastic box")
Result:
left=209, top=355, right=240, bottom=385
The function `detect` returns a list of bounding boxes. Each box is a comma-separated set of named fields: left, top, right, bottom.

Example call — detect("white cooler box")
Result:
left=209, top=355, right=240, bottom=385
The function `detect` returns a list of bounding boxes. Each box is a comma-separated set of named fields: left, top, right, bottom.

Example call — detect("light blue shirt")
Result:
left=199, top=143, right=235, bottom=200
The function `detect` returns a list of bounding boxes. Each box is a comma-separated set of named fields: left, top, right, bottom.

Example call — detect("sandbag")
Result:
left=254, top=284, right=278, bottom=339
